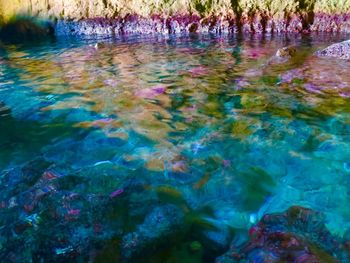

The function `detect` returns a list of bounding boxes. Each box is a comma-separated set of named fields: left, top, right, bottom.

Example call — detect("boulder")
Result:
left=316, top=40, right=350, bottom=59
left=276, top=46, right=297, bottom=58
left=266, top=46, right=297, bottom=65
left=121, top=205, right=185, bottom=261
left=216, top=206, right=349, bottom=263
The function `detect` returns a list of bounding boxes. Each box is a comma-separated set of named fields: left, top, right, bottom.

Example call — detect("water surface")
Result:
left=1, top=34, right=350, bottom=262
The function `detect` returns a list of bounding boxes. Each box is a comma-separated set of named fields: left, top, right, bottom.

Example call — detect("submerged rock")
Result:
left=216, top=206, right=349, bottom=263
left=121, top=205, right=185, bottom=261
left=266, top=46, right=298, bottom=65
left=316, top=40, right=350, bottom=59
left=276, top=46, right=297, bottom=58
left=200, top=221, right=233, bottom=257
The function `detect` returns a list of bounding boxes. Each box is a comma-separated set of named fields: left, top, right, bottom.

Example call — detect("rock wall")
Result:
left=1, top=0, right=350, bottom=35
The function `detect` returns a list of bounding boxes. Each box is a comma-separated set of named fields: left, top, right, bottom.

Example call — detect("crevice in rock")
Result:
left=102, top=0, right=108, bottom=9
left=189, top=22, right=199, bottom=33
left=230, top=0, right=243, bottom=32
left=260, top=11, right=268, bottom=33
left=297, top=0, right=316, bottom=31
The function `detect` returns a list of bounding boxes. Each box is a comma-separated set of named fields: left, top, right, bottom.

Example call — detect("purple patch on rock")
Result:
left=110, top=188, right=124, bottom=198
left=135, top=85, right=166, bottom=98
left=188, top=66, right=209, bottom=77
left=303, top=83, right=323, bottom=93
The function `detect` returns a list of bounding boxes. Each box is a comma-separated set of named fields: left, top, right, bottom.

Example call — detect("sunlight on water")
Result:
left=0, top=34, right=350, bottom=262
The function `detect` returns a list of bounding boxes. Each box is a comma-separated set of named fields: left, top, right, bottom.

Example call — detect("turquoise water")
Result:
left=1, top=34, right=350, bottom=262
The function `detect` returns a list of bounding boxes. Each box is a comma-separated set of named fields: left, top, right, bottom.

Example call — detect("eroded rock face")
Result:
left=316, top=40, right=350, bottom=59
left=216, top=206, right=350, bottom=263
left=1, top=0, right=350, bottom=36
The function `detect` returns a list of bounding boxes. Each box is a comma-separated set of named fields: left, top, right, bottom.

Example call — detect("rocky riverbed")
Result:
left=1, top=1, right=350, bottom=262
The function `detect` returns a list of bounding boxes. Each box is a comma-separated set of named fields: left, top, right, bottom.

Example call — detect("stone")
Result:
left=121, top=205, right=185, bottom=261
left=266, top=46, right=298, bottom=65
left=316, top=39, right=350, bottom=59
left=276, top=46, right=297, bottom=58
left=216, top=206, right=350, bottom=263
left=199, top=218, right=233, bottom=255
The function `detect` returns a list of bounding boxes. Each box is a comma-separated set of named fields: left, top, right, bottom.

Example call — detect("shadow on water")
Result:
left=0, top=15, right=55, bottom=44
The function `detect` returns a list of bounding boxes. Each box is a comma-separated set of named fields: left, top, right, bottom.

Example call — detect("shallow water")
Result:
left=1, top=34, right=350, bottom=262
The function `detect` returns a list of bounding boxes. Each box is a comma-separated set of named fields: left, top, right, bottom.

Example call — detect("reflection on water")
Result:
left=1, top=34, right=350, bottom=262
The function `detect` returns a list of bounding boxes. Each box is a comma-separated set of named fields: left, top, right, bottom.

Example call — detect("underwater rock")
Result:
left=121, top=205, right=185, bottom=261
left=135, top=85, right=166, bottom=99
left=94, top=42, right=107, bottom=49
left=278, top=68, right=304, bottom=83
left=276, top=46, right=297, bottom=58
left=200, top=221, right=233, bottom=256
left=267, top=46, right=297, bottom=65
left=216, top=206, right=349, bottom=263
left=0, top=158, right=52, bottom=196
left=316, top=39, right=350, bottom=59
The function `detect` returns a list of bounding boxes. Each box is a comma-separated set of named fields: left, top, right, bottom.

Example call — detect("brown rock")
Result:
left=276, top=46, right=297, bottom=58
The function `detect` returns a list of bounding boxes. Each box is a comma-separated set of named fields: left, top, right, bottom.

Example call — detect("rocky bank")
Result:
left=1, top=0, right=350, bottom=36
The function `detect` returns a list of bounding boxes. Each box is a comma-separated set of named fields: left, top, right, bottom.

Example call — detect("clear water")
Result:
left=1, top=34, right=350, bottom=262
